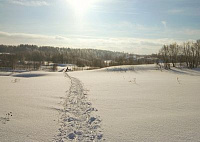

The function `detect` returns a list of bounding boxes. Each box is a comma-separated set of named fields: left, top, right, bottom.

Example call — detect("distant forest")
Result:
left=1, top=40, right=200, bottom=71
left=0, top=44, right=155, bottom=70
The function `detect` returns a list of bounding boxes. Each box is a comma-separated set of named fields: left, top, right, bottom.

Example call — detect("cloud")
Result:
left=161, top=21, right=167, bottom=28
left=55, top=36, right=69, bottom=40
left=167, top=9, right=184, bottom=14
left=0, top=31, right=54, bottom=39
left=0, top=31, right=187, bottom=54
left=167, top=7, right=200, bottom=16
left=116, top=21, right=158, bottom=31
left=8, top=0, right=49, bottom=6
left=91, top=0, right=144, bottom=15
left=176, top=29, right=200, bottom=36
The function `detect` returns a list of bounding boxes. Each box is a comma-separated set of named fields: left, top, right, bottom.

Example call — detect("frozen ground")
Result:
left=54, top=73, right=104, bottom=141
left=0, top=71, right=70, bottom=141
left=0, top=71, right=104, bottom=142
left=69, top=64, right=200, bottom=142
left=0, top=64, right=200, bottom=142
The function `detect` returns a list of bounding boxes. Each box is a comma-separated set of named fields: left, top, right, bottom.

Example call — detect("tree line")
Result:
left=0, top=44, right=150, bottom=70
left=158, top=40, right=200, bottom=69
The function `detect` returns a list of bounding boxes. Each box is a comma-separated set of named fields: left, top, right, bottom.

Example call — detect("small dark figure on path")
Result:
left=65, top=67, right=69, bottom=72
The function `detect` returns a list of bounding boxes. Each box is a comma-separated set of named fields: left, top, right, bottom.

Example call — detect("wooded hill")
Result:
left=0, top=44, right=155, bottom=70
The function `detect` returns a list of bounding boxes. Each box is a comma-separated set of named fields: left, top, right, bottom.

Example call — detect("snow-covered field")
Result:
left=0, top=71, right=70, bottom=141
left=1, top=64, right=200, bottom=141
left=69, top=64, right=200, bottom=142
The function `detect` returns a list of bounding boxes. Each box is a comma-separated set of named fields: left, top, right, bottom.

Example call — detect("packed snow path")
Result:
left=55, top=73, right=104, bottom=142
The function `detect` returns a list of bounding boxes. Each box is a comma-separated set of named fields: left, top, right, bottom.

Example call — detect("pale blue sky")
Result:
left=0, top=0, right=200, bottom=54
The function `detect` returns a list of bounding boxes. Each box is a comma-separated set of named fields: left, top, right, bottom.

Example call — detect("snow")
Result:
left=1, top=64, right=200, bottom=141
left=0, top=71, right=70, bottom=141
left=55, top=74, right=104, bottom=141
left=68, top=64, right=200, bottom=142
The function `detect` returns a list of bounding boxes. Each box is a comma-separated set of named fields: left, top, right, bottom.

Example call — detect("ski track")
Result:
left=54, top=73, right=104, bottom=142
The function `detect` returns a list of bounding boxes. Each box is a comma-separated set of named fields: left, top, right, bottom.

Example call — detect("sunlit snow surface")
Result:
left=69, top=64, right=200, bottom=142
left=0, top=71, right=70, bottom=141
left=1, top=64, right=200, bottom=141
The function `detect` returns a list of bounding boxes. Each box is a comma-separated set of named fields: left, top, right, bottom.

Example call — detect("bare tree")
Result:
left=159, top=40, right=200, bottom=69
left=169, top=43, right=179, bottom=67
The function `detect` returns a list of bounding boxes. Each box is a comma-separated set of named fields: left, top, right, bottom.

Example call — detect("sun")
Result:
left=67, top=0, right=93, bottom=16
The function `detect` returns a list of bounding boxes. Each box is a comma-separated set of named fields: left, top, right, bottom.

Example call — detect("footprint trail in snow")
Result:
left=54, top=73, right=104, bottom=142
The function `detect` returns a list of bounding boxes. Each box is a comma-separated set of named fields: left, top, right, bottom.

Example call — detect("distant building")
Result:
left=104, top=60, right=112, bottom=66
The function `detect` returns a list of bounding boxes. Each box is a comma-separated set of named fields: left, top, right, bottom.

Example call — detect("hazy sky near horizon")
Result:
left=0, top=0, right=200, bottom=54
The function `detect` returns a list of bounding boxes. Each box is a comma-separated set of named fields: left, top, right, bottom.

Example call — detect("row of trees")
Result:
left=158, top=40, right=200, bottom=69
left=0, top=45, right=119, bottom=67
left=0, top=44, right=153, bottom=70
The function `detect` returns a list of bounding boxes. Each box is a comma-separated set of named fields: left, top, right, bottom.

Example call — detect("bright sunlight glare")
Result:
left=67, top=0, right=94, bottom=16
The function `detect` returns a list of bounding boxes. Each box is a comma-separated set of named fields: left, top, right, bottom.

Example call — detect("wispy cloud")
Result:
left=0, top=31, right=187, bottom=54
left=167, top=7, right=200, bottom=16
left=8, top=0, right=49, bottom=6
left=0, top=31, right=60, bottom=39
left=161, top=21, right=167, bottom=29
left=167, top=9, right=184, bottom=14
left=176, top=29, right=200, bottom=36
left=91, top=0, right=146, bottom=15
left=116, top=21, right=159, bottom=31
